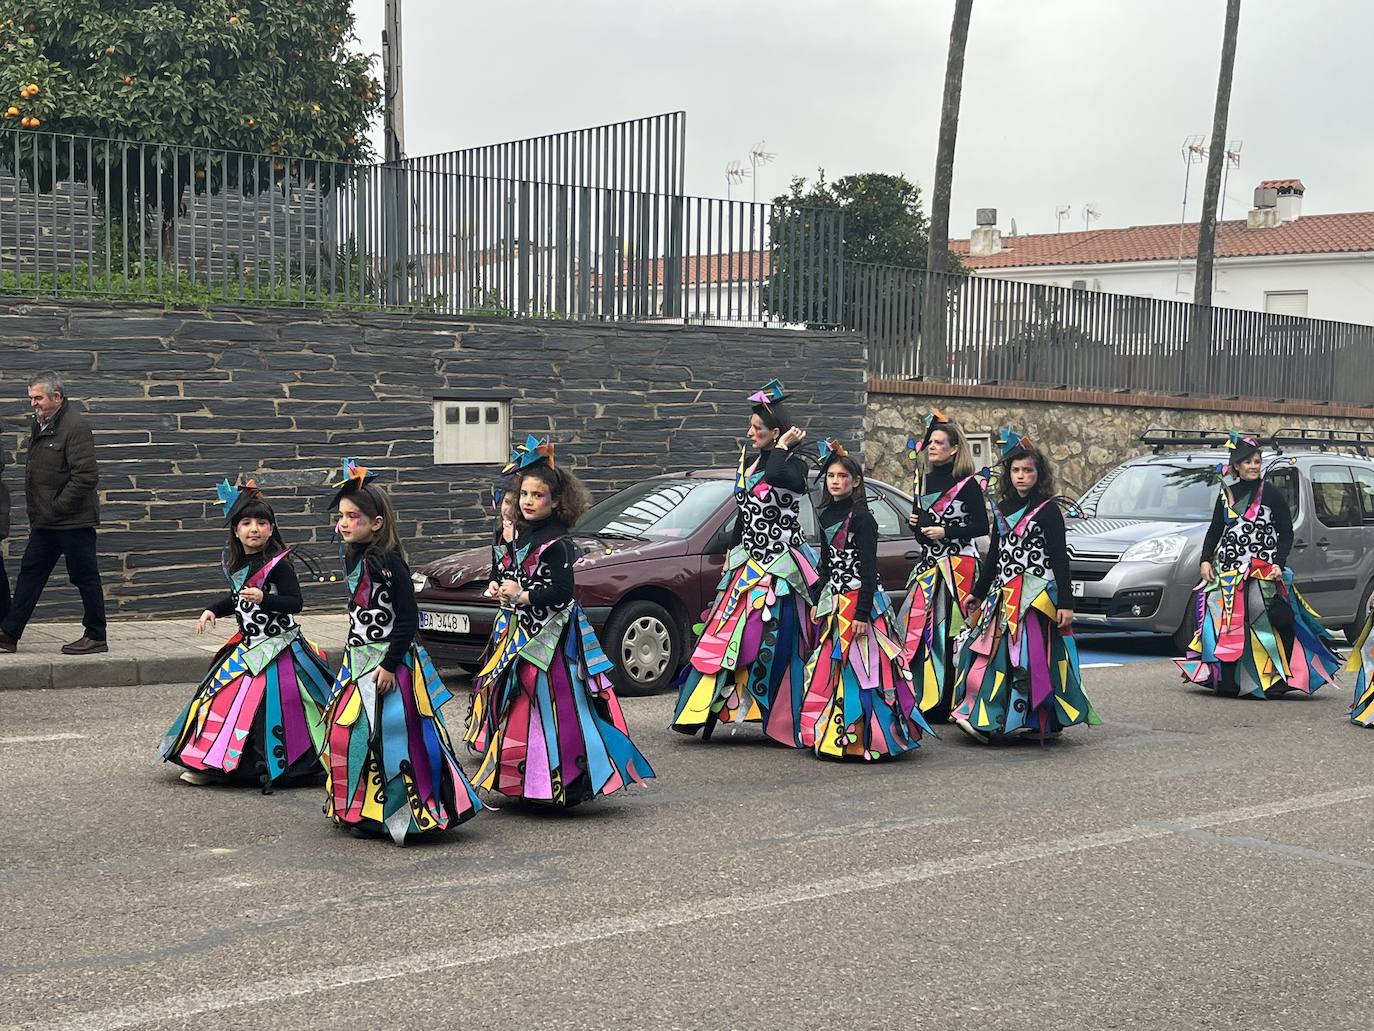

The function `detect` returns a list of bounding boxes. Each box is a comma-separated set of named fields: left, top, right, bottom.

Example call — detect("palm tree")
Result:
left=1188, top=0, right=1242, bottom=388
left=922, top=0, right=975, bottom=380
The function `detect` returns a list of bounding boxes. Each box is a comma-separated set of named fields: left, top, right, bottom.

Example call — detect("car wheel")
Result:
left=1345, top=579, right=1374, bottom=644
left=603, top=599, right=682, bottom=696
left=1172, top=614, right=1197, bottom=654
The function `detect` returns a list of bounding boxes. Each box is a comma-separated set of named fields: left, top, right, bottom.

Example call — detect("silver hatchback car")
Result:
left=1066, top=427, right=1374, bottom=649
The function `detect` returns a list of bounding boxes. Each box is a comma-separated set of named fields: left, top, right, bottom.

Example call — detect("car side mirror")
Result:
left=705, top=520, right=734, bottom=556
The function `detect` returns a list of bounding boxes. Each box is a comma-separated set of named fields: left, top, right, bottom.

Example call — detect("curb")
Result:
left=0, top=654, right=211, bottom=692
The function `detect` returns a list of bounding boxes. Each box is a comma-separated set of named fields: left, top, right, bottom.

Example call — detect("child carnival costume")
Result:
left=1176, top=432, right=1341, bottom=699
left=322, top=460, right=483, bottom=843
left=898, top=410, right=989, bottom=724
left=160, top=479, right=333, bottom=790
left=672, top=380, right=819, bottom=738
left=954, top=429, right=1100, bottom=742
left=1346, top=601, right=1374, bottom=726
left=470, top=437, right=653, bottom=806
left=766, top=440, right=932, bottom=759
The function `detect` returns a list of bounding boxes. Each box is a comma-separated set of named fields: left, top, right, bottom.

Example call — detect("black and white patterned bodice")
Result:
left=347, top=565, right=397, bottom=648
left=916, top=496, right=972, bottom=566
left=234, top=593, right=296, bottom=648
left=739, top=482, right=804, bottom=565
left=824, top=522, right=864, bottom=595
left=1216, top=499, right=1279, bottom=570
left=994, top=519, right=1051, bottom=593
left=512, top=541, right=566, bottom=636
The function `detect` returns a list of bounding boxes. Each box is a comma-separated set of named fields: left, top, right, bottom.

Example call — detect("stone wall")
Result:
left=0, top=299, right=865, bottom=620
left=866, top=379, right=1374, bottom=498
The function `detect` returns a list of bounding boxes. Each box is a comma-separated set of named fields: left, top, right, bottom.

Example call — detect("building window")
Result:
left=1264, top=290, right=1308, bottom=317
left=433, top=396, right=510, bottom=464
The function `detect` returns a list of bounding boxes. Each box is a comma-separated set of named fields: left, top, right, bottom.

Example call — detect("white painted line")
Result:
left=0, top=732, right=87, bottom=745
left=19, top=783, right=1374, bottom=1031
left=1081, top=661, right=1123, bottom=668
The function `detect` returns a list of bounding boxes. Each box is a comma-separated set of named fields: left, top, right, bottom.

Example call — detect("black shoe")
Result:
left=0, top=631, right=16, bottom=653
left=61, top=636, right=109, bottom=655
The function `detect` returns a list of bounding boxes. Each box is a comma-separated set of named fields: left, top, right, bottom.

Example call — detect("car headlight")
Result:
left=411, top=572, right=430, bottom=592
left=1121, top=534, right=1187, bottom=564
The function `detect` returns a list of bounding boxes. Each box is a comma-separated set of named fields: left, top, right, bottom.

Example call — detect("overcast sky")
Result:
left=351, top=0, right=1372, bottom=238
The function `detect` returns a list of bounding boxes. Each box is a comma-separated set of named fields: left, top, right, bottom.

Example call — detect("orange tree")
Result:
left=0, top=1, right=381, bottom=247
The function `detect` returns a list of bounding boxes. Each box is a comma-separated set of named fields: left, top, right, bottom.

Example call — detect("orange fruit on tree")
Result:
left=24, top=83, right=38, bottom=96
left=123, top=74, right=133, bottom=85
left=228, top=15, right=239, bottom=24
left=29, top=116, right=39, bottom=126
left=105, top=46, right=114, bottom=54
left=5, top=106, right=17, bottom=117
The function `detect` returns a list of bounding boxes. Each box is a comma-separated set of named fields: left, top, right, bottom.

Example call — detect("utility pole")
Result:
left=383, top=0, right=406, bottom=163
left=381, top=0, right=409, bottom=304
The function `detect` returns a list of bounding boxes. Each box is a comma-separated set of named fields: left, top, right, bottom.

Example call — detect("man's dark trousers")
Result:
left=2, top=527, right=106, bottom=641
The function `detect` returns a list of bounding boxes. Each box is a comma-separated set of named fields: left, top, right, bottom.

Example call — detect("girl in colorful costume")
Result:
left=672, top=379, right=819, bottom=738
left=322, top=459, right=483, bottom=843
left=1345, top=600, right=1374, bottom=725
left=767, top=441, right=932, bottom=759
left=471, top=437, right=654, bottom=806
left=955, top=430, right=1100, bottom=743
left=1176, top=433, right=1341, bottom=699
left=898, top=411, right=989, bottom=724
left=161, top=480, right=333, bottom=790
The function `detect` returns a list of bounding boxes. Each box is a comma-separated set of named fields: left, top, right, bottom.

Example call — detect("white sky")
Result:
left=352, top=0, right=1374, bottom=237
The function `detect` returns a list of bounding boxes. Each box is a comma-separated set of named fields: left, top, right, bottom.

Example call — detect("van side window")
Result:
left=1266, top=466, right=1300, bottom=519
left=1353, top=466, right=1374, bottom=524
left=1311, top=465, right=1360, bottom=528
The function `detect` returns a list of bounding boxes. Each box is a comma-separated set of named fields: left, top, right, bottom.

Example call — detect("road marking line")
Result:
left=0, top=732, right=87, bottom=745
left=1081, top=661, right=1123, bottom=668
left=19, top=783, right=1374, bottom=1031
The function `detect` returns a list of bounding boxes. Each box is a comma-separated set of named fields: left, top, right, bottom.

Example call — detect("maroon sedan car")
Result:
left=414, top=469, right=921, bottom=694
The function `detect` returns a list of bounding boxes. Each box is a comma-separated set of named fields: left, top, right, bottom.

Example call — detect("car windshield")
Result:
left=579, top=478, right=735, bottom=540
left=1079, top=460, right=1219, bottom=521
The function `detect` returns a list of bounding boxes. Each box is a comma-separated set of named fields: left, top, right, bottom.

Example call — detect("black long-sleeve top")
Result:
left=1201, top=478, right=1294, bottom=567
left=347, top=546, right=418, bottom=673
left=818, top=497, right=879, bottom=621
left=972, top=492, right=1072, bottom=605
left=506, top=516, right=576, bottom=610
left=207, top=551, right=303, bottom=618
left=911, top=461, right=989, bottom=545
left=729, top=445, right=809, bottom=547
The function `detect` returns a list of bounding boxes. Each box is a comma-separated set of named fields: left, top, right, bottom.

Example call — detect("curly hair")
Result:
left=519, top=465, right=592, bottom=527
left=998, top=448, right=1057, bottom=502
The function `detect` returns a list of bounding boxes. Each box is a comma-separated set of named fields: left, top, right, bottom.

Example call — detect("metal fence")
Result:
left=853, top=264, right=1374, bottom=405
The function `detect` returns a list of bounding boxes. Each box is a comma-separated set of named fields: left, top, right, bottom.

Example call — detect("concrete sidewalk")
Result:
left=0, top=613, right=350, bottom=691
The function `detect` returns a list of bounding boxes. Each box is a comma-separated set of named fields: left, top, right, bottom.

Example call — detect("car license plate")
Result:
left=1070, top=580, right=1085, bottom=598
left=419, top=611, right=470, bottom=634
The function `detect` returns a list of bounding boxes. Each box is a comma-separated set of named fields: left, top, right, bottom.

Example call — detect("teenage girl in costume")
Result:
left=471, top=437, right=654, bottom=806
left=954, top=430, right=1100, bottom=744
left=161, top=480, right=333, bottom=790
left=898, top=411, right=989, bottom=725
left=767, top=441, right=932, bottom=759
left=321, top=460, right=483, bottom=843
left=672, top=379, right=819, bottom=738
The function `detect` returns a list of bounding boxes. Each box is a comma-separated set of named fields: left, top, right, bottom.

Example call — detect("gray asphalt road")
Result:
left=2, top=662, right=1371, bottom=1031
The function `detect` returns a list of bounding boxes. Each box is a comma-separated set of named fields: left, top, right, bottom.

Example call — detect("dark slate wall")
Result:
left=0, top=299, right=866, bottom=620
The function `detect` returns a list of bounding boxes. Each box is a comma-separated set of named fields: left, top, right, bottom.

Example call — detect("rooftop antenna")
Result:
left=1009, top=217, right=1019, bottom=237
left=1217, top=139, right=1243, bottom=225
left=1055, top=204, right=1071, bottom=233
left=725, top=159, right=750, bottom=201
left=1083, top=203, right=1100, bottom=231
left=747, top=140, right=775, bottom=203
left=1176, top=134, right=1208, bottom=294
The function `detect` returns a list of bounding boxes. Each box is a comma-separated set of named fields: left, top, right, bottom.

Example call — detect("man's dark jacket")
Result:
left=25, top=400, right=100, bottom=529
left=0, top=451, right=10, bottom=539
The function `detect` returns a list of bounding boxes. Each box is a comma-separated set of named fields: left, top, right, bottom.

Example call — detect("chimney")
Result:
left=1249, top=179, right=1304, bottom=228
left=969, top=207, right=1002, bottom=257
left=1247, top=186, right=1279, bottom=230
left=1269, top=179, right=1305, bottom=222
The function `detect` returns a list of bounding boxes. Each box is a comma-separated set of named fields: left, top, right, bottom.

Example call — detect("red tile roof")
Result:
left=1259, top=178, right=1305, bottom=192
left=590, top=249, right=771, bottom=287
left=951, top=210, right=1374, bottom=269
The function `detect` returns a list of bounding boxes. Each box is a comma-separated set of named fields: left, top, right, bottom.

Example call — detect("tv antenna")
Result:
left=725, top=159, right=751, bottom=200
left=1055, top=204, right=1071, bottom=233
left=1217, top=139, right=1243, bottom=225
left=747, top=140, right=775, bottom=203
left=1176, top=134, right=1209, bottom=293
left=1083, top=203, right=1100, bottom=231
left=1009, top=217, right=1019, bottom=237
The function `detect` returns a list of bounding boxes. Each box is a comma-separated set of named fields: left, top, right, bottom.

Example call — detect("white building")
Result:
left=952, top=180, right=1374, bottom=324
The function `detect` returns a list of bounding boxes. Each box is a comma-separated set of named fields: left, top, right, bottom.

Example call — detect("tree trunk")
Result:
left=1188, top=0, right=1242, bottom=392
left=922, top=0, right=974, bottom=381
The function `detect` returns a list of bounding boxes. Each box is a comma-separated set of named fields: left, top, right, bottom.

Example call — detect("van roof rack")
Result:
left=1138, top=427, right=1255, bottom=453
left=1270, top=427, right=1374, bottom=455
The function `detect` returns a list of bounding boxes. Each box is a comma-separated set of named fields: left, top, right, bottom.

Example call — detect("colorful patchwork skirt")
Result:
left=899, top=553, right=980, bottom=723
left=159, top=629, right=333, bottom=790
left=322, top=641, right=483, bottom=843
left=1346, top=610, right=1374, bottom=726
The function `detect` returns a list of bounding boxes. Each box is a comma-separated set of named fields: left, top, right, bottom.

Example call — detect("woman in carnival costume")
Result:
left=1176, top=432, right=1342, bottom=699
left=897, top=410, right=989, bottom=725
left=322, top=459, right=483, bottom=843
left=954, top=429, right=1100, bottom=744
left=766, top=440, right=932, bottom=759
left=470, top=437, right=654, bottom=807
left=161, top=479, right=333, bottom=790
left=671, top=379, right=819, bottom=738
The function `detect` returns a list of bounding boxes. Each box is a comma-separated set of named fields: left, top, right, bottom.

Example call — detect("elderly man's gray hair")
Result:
left=28, top=371, right=65, bottom=397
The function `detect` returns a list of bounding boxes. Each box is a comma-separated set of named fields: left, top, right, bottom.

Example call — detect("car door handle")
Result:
left=1291, top=541, right=1308, bottom=550
left=1317, top=539, right=1332, bottom=548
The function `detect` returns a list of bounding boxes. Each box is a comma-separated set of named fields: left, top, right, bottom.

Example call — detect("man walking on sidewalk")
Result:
left=0, top=372, right=108, bottom=655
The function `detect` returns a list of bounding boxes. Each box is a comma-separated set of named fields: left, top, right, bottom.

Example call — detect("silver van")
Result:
left=1066, top=427, right=1374, bottom=649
